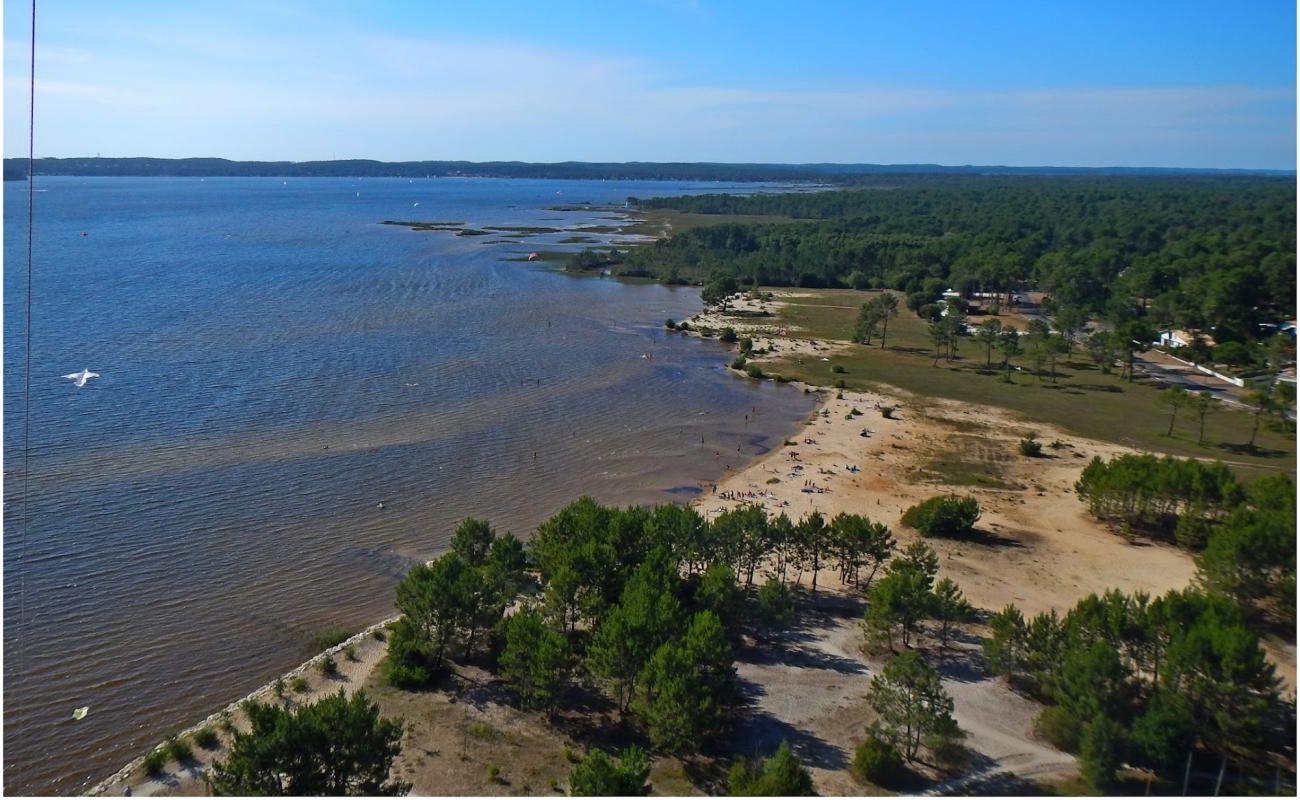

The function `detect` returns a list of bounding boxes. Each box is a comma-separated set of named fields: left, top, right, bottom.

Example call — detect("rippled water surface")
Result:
left=2, top=177, right=814, bottom=794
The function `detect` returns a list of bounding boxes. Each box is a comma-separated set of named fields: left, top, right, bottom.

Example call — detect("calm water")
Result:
left=2, top=177, right=814, bottom=795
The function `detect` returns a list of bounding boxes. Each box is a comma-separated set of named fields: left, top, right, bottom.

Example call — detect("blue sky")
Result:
left=3, top=0, right=1296, bottom=168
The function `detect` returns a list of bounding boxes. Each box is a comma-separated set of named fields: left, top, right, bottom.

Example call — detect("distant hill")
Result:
left=3, top=157, right=1291, bottom=182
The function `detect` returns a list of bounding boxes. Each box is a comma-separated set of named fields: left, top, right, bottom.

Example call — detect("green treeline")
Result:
left=607, top=177, right=1296, bottom=344
left=12, top=157, right=1286, bottom=181
left=984, top=586, right=1285, bottom=793
left=1076, top=456, right=1295, bottom=623
left=384, top=500, right=896, bottom=762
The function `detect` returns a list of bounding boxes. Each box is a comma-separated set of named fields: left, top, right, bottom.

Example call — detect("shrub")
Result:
left=569, top=747, right=651, bottom=796
left=731, top=356, right=748, bottom=370
left=487, top=765, right=503, bottom=784
left=852, top=733, right=907, bottom=788
left=1018, top=435, right=1043, bottom=457
left=1035, top=706, right=1082, bottom=753
left=273, top=677, right=286, bottom=698
left=755, top=578, right=794, bottom=627
left=194, top=727, right=220, bottom=750
left=142, top=749, right=167, bottom=778
left=834, top=378, right=847, bottom=389
left=210, top=691, right=408, bottom=796
left=289, top=676, right=311, bottom=694
left=164, top=734, right=193, bottom=764
left=745, top=363, right=765, bottom=379
left=664, top=318, right=676, bottom=330
left=677, top=321, right=691, bottom=332
left=383, top=617, right=438, bottom=689
left=219, top=712, right=236, bottom=735
left=371, top=629, right=386, bottom=642
left=901, top=495, right=981, bottom=538
left=728, top=740, right=814, bottom=796
left=344, top=644, right=357, bottom=662
left=318, top=655, right=338, bottom=677
left=739, top=336, right=754, bottom=354
left=831, top=364, right=846, bottom=374
left=720, top=327, right=739, bottom=343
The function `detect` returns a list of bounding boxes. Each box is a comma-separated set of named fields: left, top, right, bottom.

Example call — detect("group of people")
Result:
left=716, top=488, right=772, bottom=502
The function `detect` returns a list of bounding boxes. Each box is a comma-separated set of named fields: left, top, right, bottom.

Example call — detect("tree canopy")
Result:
left=597, top=177, right=1295, bottom=346
left=210, top=691, right=408, bottom=796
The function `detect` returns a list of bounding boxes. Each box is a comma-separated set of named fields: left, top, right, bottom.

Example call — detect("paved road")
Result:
left=1133, top=350, right=1249, bottom=404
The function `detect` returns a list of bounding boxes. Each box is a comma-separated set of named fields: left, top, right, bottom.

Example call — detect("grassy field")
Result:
left=759, top=289, right=1295, bottom=478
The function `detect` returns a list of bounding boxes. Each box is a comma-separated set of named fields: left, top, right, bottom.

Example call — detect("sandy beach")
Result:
left=698, top=383, right=1198, bottom=617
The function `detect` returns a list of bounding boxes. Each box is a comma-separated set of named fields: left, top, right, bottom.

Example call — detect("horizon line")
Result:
left=4, top=155, right=1295, bottom=175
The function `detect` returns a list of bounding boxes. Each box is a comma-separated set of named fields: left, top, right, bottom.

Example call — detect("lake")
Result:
left=1, top=176, right=814, bottom=794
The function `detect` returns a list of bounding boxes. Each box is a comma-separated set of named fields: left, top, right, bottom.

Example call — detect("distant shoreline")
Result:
left=6, top=157, right=1293, bottom=181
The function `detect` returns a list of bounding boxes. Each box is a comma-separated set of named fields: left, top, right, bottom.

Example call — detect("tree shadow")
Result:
left=946, top=769, right=1054, bottom=796
left=1071, top=383, right=1124, bottom=393
left=725, top=710, right=849, bottom=771
left=931, top=527, right=1026, bottom=549
left=736, top=638, right=868, bottom=676
left=930, top=644, right=989, bottom=686
left=1218, top=442, right=1290, bottom=459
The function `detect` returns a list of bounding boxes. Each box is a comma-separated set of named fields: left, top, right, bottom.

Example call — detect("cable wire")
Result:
left=19, top=0, right=37, bottom=673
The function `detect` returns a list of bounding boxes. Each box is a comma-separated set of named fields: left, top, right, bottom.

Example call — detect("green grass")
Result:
left=163, top=734, right=192, bottom=764
left=756, top=290, right=1294, bottom=478
left=912, top=444, right=1024, bottom=490
left=465, top=721, right=500, bottom=741
left=193, top=727, right=220, bottom=750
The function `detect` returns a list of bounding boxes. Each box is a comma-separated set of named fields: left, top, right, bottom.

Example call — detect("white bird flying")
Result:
left=63, top=369, right=99, bottom=388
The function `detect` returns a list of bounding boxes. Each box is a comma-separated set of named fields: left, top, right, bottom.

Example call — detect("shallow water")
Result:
left=2, top=176, right=814, bottom=794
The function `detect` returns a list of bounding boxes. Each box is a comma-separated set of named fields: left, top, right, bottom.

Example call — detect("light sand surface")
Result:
left=688, top=293, right=852, bottom=361
left=696, top=385, right=1198, bottom=618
